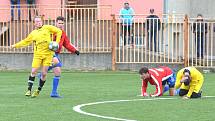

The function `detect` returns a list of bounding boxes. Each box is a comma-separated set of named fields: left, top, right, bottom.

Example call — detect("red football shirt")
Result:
left=141, top=66, right=173, bottom=97
left=54, top=30, right=78, bottom=54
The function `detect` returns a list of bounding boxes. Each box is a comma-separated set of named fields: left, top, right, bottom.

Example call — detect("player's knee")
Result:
left=52, top=57, right=59, bottom=65
left=54, top=71, right=61, bottom=77
left=179, top=89, right=188, bottom=96
left=53, top=67, right=61, bottom=76
left=31, top=71, right=37, bottom=77
left=41, top=72, right=47, bottom=78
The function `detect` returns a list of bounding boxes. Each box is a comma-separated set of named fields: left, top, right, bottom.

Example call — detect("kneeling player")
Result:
left=175, top=67, right=204, bottom=99
left=139, top=66, right=177, bottom=97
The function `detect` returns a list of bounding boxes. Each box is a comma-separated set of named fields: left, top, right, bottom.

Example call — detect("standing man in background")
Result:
left=119, top=2, right=134, bottom=46
left=26, top=0, right=38, bottom=21
left=146, top=9, right=161, bottom=52
left=11, top=0, right=21, bottom=21
left=193, top=14, right=207, bottom=59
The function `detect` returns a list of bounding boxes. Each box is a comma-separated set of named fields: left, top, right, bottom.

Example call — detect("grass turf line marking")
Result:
left=73, top=96, right=215, bottom=121
left=73, top=97, right=175, bottom=121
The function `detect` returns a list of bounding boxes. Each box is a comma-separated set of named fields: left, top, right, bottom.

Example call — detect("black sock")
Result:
left=38, top=79, right=46, bottom=91
left=28, top=76, right=35, bottom=91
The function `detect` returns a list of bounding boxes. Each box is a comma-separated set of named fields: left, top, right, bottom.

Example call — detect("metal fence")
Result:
left=114, top=14, right=184, bottom=64
left=0, top=5, right=215, bottom=68
left=112, top=14, right=215, bottom=68
left=188, top=18, right=215, bottom=67
left=0, top=5, right=112, bottom=53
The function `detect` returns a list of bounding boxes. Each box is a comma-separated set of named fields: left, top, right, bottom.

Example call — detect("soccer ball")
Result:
left=49, top=41, right=59, bottom=51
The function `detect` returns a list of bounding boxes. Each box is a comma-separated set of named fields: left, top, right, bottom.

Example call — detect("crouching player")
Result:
left=175, top=67, right=204, bottom=99
left=139, top=66, right=176, bottom=97
left=38, top=16, right=79, bottom=98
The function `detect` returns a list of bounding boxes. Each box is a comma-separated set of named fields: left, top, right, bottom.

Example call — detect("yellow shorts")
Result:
left=32, top=54, right=53, bottom=68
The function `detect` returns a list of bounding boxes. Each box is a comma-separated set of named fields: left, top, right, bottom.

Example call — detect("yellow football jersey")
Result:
left=14, top=25, right=62, bottom=55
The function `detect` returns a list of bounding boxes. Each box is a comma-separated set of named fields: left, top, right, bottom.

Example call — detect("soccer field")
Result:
left=0, top=71, right=214, bottom=121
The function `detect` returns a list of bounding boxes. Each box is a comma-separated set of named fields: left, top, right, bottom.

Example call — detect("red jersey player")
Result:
left=139, top=66, right=176, bottom=97
left=38, top=16, right=79, bottom=98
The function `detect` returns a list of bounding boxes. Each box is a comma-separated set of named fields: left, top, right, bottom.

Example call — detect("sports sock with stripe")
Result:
left=28, top=76, right=35, bottom=91
left=38, top=79, right=46, bottom=91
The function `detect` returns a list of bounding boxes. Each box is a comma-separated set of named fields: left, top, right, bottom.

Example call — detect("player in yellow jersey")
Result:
left=11, top=16, right=62, bottom=98
left=175, top=67, right=204, bottom=99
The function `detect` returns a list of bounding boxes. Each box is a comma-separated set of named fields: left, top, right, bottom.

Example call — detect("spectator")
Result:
left=119, top=2, right=134, bottom=46
left=26, top=0, right=38, bottom=21
left=146, top=9, right=161, bottom=52
left=10, top=0, right=21, bottom=21
left=174, top=67, right=204, bottom=99
left=193, top=14, right=207, bottom=59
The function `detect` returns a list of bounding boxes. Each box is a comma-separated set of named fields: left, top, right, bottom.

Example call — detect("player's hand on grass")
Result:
left=137, top=93, right=149, bottom=97
left=75, top=50, right=80, bottom=55
left=182, top=95, right=190, bottom=99
left=150, top=95, right=155, bottom=97
left=149, top=94, right=158, bottom=97
left=143, top=93, right=149, bottom=97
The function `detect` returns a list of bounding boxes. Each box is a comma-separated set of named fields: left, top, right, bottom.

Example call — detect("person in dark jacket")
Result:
left=146, top=9, right=161, bottom=52
left=26, top=0, right=38, bottom=21
left=10, top=0, right=21, bottom=21
left=193, top=14, right=207, bottom=59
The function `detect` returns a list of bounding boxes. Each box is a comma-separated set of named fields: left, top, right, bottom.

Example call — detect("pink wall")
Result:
left=0, top=0, right=62, bottom=22
left=36, top=0, right=62, bottom=20
left=98, top=0, right=163, bottom=19
left=0, top=0, right=10, bottom=21
left=0, top=0, right=163, bottom=21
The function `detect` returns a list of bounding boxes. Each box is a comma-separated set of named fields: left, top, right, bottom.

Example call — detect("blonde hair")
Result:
left=33, top=16, right=44, bottom=23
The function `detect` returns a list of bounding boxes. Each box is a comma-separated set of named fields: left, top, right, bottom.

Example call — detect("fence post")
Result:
left=183, top=14, right=189, bottom=67
left=111, top=14, right=116, bottom=71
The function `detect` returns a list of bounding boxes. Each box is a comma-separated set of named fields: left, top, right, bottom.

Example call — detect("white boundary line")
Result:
left=73, top=96, right=215, bottom=121
left=73, top=97, right=175, bottom=121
